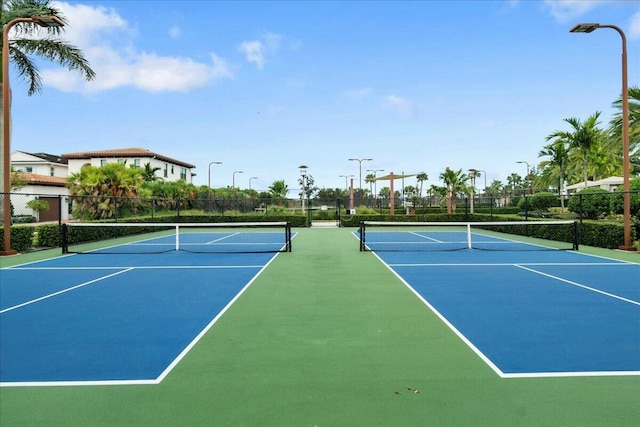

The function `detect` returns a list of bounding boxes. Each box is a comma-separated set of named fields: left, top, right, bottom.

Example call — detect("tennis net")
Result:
left=61, top=222, right=292, bottom=254
left=358, top=220, right=579, bottom=252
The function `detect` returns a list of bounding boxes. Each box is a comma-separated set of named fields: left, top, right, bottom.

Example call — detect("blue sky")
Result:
left=10, top=0, right=640, bottom=194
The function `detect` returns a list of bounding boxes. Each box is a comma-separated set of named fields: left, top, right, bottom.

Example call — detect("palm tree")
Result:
left=1, top=1, right=95, bottom=187
left=537, top=140, right=569, bottom=207
left=610, top=86, right=640, bottom=175
left=439, top=167, right=469, bottom=214
left=546, top=112, right=603, bottom=189
left=416, top=172, right=428, bottom=199
left=1, top=0, right=95, bottom=95
left=141, top=162, right=161, bottom=182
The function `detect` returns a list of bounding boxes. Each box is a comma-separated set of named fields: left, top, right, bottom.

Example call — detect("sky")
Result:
left=9, top=0, right=640, bottom=195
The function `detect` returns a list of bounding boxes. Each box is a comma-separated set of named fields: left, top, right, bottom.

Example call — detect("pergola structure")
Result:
left=372, top=172, right=417, bottom=215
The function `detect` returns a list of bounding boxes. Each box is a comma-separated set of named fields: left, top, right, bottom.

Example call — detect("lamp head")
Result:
left=570, top=23, right=600, bottom=33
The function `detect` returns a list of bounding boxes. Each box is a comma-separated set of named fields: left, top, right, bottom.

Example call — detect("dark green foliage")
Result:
left=530, top=192, right=559, bottom=211
left=567, top=188, right=611, bottom=219
left=609, top=179, right=640, bottom=217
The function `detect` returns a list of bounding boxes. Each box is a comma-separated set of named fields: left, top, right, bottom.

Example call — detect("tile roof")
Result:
left=20, top=173, right=68, bottom=187
left=61, top=147, right=196, bottom=168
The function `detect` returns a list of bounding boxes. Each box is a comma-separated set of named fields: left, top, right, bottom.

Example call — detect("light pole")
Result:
left=2, top=15, right=65, bottom=255
left=232, top=170, right=243, bottom=189
left=348, top=158, right=372, bottom=191
left=207, top=161, right=222, bottom=190
left=367, top=169, right=384, bottom=198
left=516, top=161, right=530, bottom=195
left=248, top=176, right=257, bottom=192
left=469, top=168, right=487, bottom=194
left=207, top=161, right=222, bottom=211
left=339, top=174, right=354, bottom=192
left=299, top=165, right=308, bottom=220
left=570, top=23, right=633, bottom=250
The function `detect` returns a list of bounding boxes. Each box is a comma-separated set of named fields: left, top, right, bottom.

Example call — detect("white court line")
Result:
left=409, top=231, right=443, bottom=243
left=0, top=250, right=284, bottom=387
left=0, top=268, right=134, bottom=314
left=388, top=262, right=633, bottom=267
left=206, top=232, right=239, bottom=245
left=515, top=264, right=640, bottom=306
left=7, top=265, right=265, bottom=270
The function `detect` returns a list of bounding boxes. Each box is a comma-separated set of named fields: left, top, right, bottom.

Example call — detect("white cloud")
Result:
left=384, top=95, right=412, bottom=117
left=542, top=0, right=607, bottom=23
left=238, top=40, right=265, bottom=70
left=43, top=2, right=233, bottom=93
left=629, top=10, right=640, bottom=39
left=238, top=32, right=285, bottom=70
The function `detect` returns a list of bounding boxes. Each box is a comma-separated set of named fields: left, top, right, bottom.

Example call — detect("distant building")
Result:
left=61, top=147, right=196, bottom=184
left=565, top=176, right=624, bottom=194
left=11, top=150, right=68, bottom=177
left=9, top=148, right=196, bottom=223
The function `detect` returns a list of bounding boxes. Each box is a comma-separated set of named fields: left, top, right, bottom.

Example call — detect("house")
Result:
left=565, top=176, right=624, bottom=194
left=62, top=147, right=196, bottom=184
left=9, top=148, right=196, bottom=223
left=11, top=150, right=68, bottom=177
left=11, top=173, right=70, bottom=222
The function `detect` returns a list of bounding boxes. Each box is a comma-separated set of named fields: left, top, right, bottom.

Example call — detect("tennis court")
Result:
left=358, top=221, right=640, bottom=377
left=1, top=223, right=292, bottom=386
left=1, top=225, right=639, bottom=426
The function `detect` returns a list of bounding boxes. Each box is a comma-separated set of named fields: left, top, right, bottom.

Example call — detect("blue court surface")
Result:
left=364, top=230, right=640, bottom=378
left=0, top=249, right=281, bottom=386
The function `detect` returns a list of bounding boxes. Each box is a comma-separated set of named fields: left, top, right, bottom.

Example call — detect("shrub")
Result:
left=567, top=188, right=610, bottom=219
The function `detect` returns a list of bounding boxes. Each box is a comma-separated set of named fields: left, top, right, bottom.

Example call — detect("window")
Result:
left=25, top=166, right=33, bottom=173
left=180, top=168, right=187, bottom=180
left=101, top=159, right=107, bottom=166
left=117, top=159, right=125, bottom=165
left=171, top=165, right=175, bottom=174
left=134, top=159, right=141, bottom=167
left=50, top=167, right=55, bottom=177
left=164, top=163, right=168, bottom=178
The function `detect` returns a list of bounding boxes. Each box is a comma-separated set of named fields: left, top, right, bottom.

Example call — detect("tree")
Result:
left=416, top=172, right=428, bottom=198
left=538, top=140, right=569, bottom=207
left=1, top=0, right=95, bottom=200
left=141, top=162, right=161, bottom=182
left=610, top=86, right=640, bottom=175
left=546, top=112, right=603, bottom=189
left=66, top=163, right=145, bottom=219
left=1, top=0, right=95, bottom=94
left=268, top=180, right=288, bottom=200
left=439, top=167, right=469, bottom=214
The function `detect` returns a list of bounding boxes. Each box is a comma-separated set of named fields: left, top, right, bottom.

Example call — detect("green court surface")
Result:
left=1, top=227, right=639, bottom=426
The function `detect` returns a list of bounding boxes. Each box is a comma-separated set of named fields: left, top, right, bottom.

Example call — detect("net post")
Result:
left=359, top=221, right=365, bottom=251
left=466, top=223, right=472, bottom=249
left=572, top=221, right=579, bottom=250
left=175, top=224, right=180, bottom=251
left=286, top=222, right=292, bottom=252
left=61, top=223, right=68, bottom=254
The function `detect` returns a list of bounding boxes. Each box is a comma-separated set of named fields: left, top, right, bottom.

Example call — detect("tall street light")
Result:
left=339, top=174, right=354, bottom=191
left=516, top=161, right=530, bottom=195
left=570, top=23, right=634, bottom=251
left=348, top=158, right=372, bottom=191
left=207, top=161, right=222, bottom=211
left=299, top=165, right=308, bottom=216
left=2, top=15, right=65, bottom=255
left=248, top=176, right=258, bottom=192
left=232, top=170, right=243, bottom=189
left=207, top=161, right=222, bottom=190
left=366, top=169, right=384, bottom=198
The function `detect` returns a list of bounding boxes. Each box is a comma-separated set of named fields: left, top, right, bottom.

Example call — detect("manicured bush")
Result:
left=567, top=188, right=611, bottom=219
